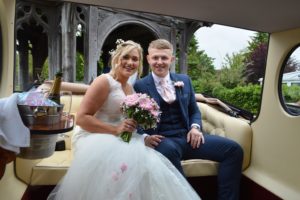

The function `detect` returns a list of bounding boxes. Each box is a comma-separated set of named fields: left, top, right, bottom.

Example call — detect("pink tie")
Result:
left=160, top=80, right=175, bottom=103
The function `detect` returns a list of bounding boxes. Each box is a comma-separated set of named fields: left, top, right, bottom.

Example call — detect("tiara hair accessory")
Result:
left=109, top=39, right=125, bottom=55
left=116, top=39, right=125, bottom=45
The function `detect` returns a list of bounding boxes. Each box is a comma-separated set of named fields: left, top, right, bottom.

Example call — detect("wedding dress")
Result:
left=48, top=74, right=201, bottom=200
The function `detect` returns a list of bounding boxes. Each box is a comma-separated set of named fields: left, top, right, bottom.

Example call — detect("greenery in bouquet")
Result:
left=120, top=93, right=161, bottom=142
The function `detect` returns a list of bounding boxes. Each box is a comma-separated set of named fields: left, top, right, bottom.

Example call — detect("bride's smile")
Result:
left=120, top=49, right=140, bottom=77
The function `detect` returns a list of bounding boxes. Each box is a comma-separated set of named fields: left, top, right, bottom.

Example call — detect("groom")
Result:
left=134, top=39, right=243, bottom=200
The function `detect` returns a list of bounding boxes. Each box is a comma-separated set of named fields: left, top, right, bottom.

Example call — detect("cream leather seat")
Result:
left=15, top=93, right=252, bottom=185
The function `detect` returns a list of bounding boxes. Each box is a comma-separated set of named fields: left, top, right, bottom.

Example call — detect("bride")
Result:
left=48, top=40, right=201, bottom=200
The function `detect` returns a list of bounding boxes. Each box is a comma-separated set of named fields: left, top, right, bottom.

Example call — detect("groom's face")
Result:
left=147, top=48, right=174, bottom=78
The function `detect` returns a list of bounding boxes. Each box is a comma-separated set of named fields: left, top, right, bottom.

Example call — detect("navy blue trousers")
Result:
left=155, top=133, right=243, bottom=200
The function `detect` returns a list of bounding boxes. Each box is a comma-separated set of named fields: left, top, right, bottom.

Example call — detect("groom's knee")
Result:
left=155, top=142, right=181, bottom=162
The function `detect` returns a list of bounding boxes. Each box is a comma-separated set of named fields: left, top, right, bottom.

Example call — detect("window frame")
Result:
left=278, top=44, right=300, bottom=116
left=0, top=22, right=2, bottom=80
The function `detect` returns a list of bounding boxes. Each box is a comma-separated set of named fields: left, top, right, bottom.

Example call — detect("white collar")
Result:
left=152, top=72, right=171, bottom=85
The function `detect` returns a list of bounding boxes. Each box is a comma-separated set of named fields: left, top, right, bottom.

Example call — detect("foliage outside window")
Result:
left=187, top=32, right=269, bottom=116
left=280, top=45, right=300, bottom=115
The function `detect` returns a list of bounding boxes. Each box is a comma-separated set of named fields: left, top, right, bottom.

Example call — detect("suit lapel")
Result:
left=145, top=74, right=161, bottom=106
left=170, top=74, right=181, bottom=98
left=170, top=73, right=188, bottom=123
left=144, top=74, right=162, bottom=131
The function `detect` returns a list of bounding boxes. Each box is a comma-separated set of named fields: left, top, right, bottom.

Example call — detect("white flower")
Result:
left=174, top=81, right=184, bottom=88
left=109, top=39, right=125, bottom=55
left=116, top=39, right=125, bottom=45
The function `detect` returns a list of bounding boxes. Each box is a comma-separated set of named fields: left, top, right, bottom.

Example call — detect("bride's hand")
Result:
left=116, top=119, right=137, bottom=135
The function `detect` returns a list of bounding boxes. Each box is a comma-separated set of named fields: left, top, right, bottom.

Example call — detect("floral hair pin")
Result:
left=109, top=39, right=125, bottom=56
left=174, top=81, right=184, bottom=88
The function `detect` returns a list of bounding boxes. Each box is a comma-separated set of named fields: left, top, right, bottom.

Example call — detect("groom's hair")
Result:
left=148, top=39, right=173, bottom=52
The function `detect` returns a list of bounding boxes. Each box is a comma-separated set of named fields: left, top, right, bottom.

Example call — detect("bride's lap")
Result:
left=49, top=132, right=201, bottom=200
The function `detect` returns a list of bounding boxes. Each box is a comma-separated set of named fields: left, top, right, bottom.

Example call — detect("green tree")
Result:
left=212, top=84, right=262, bottom=114
left=76, top=52, right=84, bottom=81
left=219, top=52, right=246, bottom=88
left=246, top=32, right=269, bottom=55
left=187, top=36, right=217, bottom=94
left=244, top=32, right=269, bottom=84
left=187, top=36, right=215, bottom=79
left=41, top=58, right=49, bottom=81
left=282, top=84, right=300, bottom=103
left=40, top=52, right=85, bottom=82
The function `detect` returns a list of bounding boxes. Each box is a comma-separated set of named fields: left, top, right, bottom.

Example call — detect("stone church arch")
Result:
left=81, top=9, right=208, bottom=82
left=14, top=1, right=207, bottom=88
left=99, top=24, right=163, bottom=77
left=90, top=13, right=171, bottom=80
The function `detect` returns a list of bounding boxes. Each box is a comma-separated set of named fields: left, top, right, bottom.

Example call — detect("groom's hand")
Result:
left=187, top=128, right=205, bottom=149
left=144, top=135, right=164, bottom=148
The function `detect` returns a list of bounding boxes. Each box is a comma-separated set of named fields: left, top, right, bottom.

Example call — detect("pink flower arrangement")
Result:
left=111, top=163, right=128, bottom=181
left=120, top=163, right=128, bottom=173
left=120, top=93, right=161, bottom=142
left=174, top=81, right=184, bottom=88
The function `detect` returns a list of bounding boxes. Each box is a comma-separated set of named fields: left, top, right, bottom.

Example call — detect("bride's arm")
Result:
left=76, top=75, right=118, bottom=135
left=76, top=75, right=111, bottom=132
left=76, top=75, right=136, bottom=136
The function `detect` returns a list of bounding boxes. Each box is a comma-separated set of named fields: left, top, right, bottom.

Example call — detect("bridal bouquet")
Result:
left=120, top=93, right=161, bottom=142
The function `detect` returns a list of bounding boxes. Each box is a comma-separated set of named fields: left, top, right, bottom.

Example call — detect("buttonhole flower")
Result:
left=174, top=81, right=184, bottom=88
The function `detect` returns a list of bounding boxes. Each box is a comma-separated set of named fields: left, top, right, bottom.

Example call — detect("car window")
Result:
left=279, top=45, right=300, bottom=115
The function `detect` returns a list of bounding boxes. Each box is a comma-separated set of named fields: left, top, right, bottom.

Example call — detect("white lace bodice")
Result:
left=94, top=74, right=127, bottom=126
left=72, top=74, right=130, bottom=146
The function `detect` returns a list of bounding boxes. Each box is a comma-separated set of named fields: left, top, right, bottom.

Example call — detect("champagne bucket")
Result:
left=17, top=104, right=64, bottom=126
left=17, top=105, right=63, bottom=159
left=18, top=134, right=58, bottom=159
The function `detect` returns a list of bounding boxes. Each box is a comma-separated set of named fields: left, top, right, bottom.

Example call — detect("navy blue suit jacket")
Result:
left=134, top=73, right=202, bottom=135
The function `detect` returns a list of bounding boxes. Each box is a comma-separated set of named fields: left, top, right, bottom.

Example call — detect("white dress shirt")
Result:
left=152, top=72, right=176, bottom=100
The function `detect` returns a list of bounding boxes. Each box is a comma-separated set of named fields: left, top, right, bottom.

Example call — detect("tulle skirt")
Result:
left=48, top=132, right=201, bottom=200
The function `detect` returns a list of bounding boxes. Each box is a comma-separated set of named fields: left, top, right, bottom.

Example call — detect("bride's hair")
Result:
left=109, top=40, right=143, bottom=80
